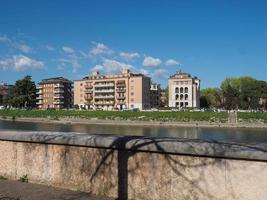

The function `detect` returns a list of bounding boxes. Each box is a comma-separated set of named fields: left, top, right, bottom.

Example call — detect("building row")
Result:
left=35, top=69, right=200, bottom=110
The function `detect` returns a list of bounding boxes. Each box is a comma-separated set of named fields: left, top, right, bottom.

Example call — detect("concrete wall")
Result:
left=0, top=131, right=267, bottom=200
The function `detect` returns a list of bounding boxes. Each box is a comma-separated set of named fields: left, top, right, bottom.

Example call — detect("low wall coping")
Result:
left=0, top=130, right=267, bottom=162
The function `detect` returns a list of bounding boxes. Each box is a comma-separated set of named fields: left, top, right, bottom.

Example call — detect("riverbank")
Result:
left=0, top=110, right=267, bottom=129
left=1, top=116, right=267, bottom=129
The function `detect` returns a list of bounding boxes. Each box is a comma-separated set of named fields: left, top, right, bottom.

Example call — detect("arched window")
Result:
left=175, top=87, right=179, bottom=93
left=185, top=94, right=188, bottom=100
left=185, top=87, right=188, bottom=93
left=175, top=94, right=179, bottom=100
left=180, top=87, right=183, bottom=93
left=180, top=94, right=183, bottom=100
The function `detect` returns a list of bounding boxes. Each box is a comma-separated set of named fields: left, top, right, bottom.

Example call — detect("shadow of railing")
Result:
left=2, top=130, right=267, bottom=199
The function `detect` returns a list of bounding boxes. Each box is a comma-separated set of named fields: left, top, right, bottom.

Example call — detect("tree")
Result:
left=224, top=85, right=239, bottom=110
left=200, top=88, right=223, bottom=108
left=12, top=76, right=37, bottom=108
left=0, top=93, right=3, bottom=105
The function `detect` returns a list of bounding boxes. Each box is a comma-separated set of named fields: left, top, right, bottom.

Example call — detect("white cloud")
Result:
left=92, top=59, right=132, bottom=73
left=0, top=35, right=33, bottom=53
left=54, top=53, right=81, bottom=73
left=91, top=65, right=104, bottom=72
left=15, top=44, right=33, bottom=53
left=89, top=42, right=113, bottom=56
left=151, top=69, right=169, bottom=80
left=0, top=36, right=10, bottom=42
left=165, top=59, right=180, bottom=66
left=139, top=68, right=149, bottom=76
left=62, top=46, right=74, bottom=53
left=120, top=52, right=140, bottom=61
left=46, top=45, right=55, bottom=51
left=102, top=59, right=133, bottom=73
left=0, top=55, right=44, bottom=71
left=143, top=56, right=162, bottom=67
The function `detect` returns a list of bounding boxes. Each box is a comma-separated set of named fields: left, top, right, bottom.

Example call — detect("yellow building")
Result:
left=74, top=69, right=151, bottom=110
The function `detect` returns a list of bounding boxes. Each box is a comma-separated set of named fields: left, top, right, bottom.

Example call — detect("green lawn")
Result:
left=0, top=109, right=228, bottom=123
left=237, top=112, right=267, bottom=123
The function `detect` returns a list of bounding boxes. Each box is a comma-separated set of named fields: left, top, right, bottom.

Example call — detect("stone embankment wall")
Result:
left=0, top=131, right=267, bottom=200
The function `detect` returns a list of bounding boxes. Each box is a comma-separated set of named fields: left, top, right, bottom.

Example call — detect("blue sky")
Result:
left=0, top=0, right=267, bottom=88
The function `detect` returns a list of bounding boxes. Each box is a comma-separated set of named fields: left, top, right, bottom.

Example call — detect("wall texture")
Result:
left=0, top=131, right=267, bottom=200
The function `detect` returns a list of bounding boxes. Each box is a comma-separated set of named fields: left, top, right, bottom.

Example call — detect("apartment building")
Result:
left=37, top=77, right=72, bottom=109
left=150, top=83, right=161, bottom=108
left=74, top=69, right=151, bottom=110
left=168, top=71, right=200, bottom=108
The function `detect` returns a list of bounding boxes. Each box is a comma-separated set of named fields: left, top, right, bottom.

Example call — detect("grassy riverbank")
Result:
left=0, top=110, right=228, bottom=123
left=237, top=112, right=267, bottom=123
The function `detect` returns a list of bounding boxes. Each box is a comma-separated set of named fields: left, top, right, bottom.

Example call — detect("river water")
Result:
left=0, top=120, right=267, bottom=143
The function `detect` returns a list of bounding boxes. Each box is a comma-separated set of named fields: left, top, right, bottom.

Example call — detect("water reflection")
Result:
left=0, top=120, right=267, bottom=143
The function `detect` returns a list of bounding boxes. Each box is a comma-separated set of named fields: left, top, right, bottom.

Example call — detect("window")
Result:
left=180, top=94, right=183, bottom=100
left=80, top=83, right=83, bottom=86
left=175, top=94, right=179, bottom=100
left=180, top=87, right=184, bottom=93
left=175, top=87, right=179, bottom=93
left=185, top=87, right=188, bottom=93
left=185, top=94, right=188, bottom=100
left=131, top=92, right=134, bottom=96
left=131, top=98, right=134, bottom=102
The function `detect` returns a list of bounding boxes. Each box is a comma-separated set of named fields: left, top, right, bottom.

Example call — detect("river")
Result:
left=0, top=120, right=267, bottom=143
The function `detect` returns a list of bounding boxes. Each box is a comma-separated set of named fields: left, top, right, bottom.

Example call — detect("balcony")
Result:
left=94, top=101, right=114, bottom=105
left=116, top=88, right=126, bottom=93
left=94, top=89, right=114, bottom=93
left=116, top=81, right=126, bottom=87
left=116, top=96, right=126, bottom=100
left=37, top=86, right=43, bottom=90
left=117, top=101, right=125, bottom=105
left=36, top=101, right=43, bottom=105
left=36, top=90, right=43, bottom=95
left=84, top=89, right=93, bottom=94
left=54, top=95, right=64, bottom=99
left=54, top=84, right=64, bottom=88
left=37, top=95, right=43, bottom=100
left=94, top=95, right=114, bottom=99
left=94, top=83, right=115, bottom=88
left=54, top=89, right=64, bottom=94
left=84, top=85, right=93, bottom=89
left=84, top=95, right=93, bottom=101
left=53, top=101, right=64, bottom=104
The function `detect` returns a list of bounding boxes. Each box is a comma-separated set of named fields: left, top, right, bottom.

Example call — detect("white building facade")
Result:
left=168, top=71, right=200, bottom=108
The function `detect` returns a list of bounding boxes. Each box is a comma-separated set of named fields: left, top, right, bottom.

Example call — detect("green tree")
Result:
left=12, top=76, right=37, bottom=108
left=200, top=88, right=223, bottom=108
left=224, top=85, right=239, bottom=110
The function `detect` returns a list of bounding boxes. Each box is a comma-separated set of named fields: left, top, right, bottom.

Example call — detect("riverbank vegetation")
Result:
left=201, top=77, right=267, bottom=110
left=0, top=110, right=228, bottom=123
left=238, top=112, right=267, bottom=123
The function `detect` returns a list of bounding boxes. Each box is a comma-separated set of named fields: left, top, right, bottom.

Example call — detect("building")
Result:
left=0, top=82, right=13, bottom=97
left=150, top=83, right=161, bottom=108
left=36, top=77, right=72, bottom=109
left=0, top=82, right=13, bottom=105
left=168, top=71, right=200, bottom=108
left=160, top=90, right=168, bottom=107
left=74, top=69, right=151, bottom=110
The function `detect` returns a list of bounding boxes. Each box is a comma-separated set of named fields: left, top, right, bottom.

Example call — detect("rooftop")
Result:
left=169, top=70, right=199, bottom=80
left=39, top=77, right=72, bottom=85
left=80, top=69, right=149, bottom=81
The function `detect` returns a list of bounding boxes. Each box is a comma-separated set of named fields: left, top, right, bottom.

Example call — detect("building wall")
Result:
left=37, top=79, right=72, bottom=109
left=74, top=70, right=151, bottom=110
left=169, top=74, right=200, bottom=108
